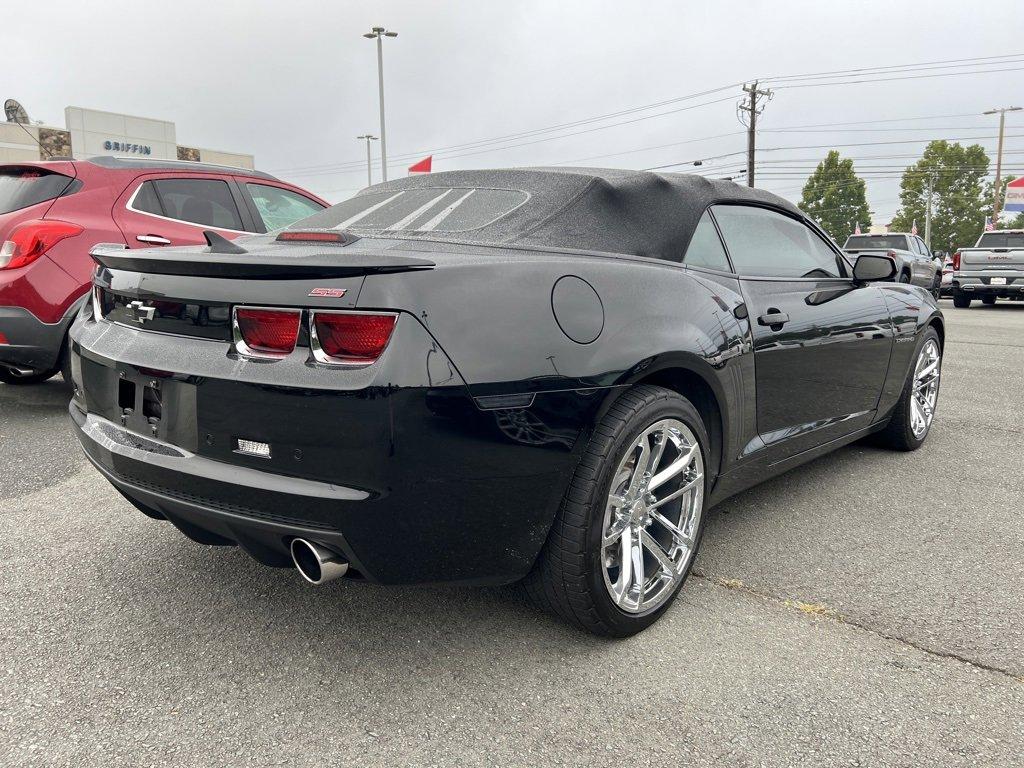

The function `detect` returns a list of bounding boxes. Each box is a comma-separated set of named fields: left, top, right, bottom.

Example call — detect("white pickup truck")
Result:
left=951, top=229, right=1024, bottom=308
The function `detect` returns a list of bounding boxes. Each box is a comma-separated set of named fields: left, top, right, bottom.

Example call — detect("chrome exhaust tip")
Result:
left=290, top=538, right=349, bottom=585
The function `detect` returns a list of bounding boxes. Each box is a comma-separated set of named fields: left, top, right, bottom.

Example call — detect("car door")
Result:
left=238, top=180, right=327, bottom=233
left=710, top=204, right=894, bottom=459
left=917, top=237, right=933, bottom=286
left=113, top=175, right=253, bottom=247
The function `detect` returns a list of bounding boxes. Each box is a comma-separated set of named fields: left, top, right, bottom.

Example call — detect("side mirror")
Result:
left=853, top=253, right=897, bottom=284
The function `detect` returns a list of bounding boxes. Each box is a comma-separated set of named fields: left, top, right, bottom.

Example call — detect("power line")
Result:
left=760, top=52, right=1024, bottom=83
left=771, top=65, right=1024, bottom=90
left=270, top=85, right=742, bottom=174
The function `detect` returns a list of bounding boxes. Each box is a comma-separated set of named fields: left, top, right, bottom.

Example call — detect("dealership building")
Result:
left=0, top=102, right=254, bottom=169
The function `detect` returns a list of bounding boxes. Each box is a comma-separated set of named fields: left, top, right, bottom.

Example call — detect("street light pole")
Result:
left=984, top=106, right=1022, bottom=223
left=364, top=26, right=398, bottom=182
left=356, top=134, right=378, bottom=186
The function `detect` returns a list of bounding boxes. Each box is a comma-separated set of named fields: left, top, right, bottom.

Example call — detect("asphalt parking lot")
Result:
left=1, top=304, right=1022, bottom=768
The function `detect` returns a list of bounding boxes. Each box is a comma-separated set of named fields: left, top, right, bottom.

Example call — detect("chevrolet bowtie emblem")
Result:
left=127, top=300, right=156, bottom=323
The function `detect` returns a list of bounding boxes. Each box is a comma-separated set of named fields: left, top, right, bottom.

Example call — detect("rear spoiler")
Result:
left=89, top=243, right=435, bottom=279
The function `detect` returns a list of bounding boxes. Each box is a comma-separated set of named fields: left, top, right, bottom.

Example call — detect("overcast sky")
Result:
left=8, top=1, right=1022, bottom=226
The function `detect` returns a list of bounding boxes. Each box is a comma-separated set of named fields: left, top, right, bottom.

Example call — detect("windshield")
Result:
left=976, top=232, right=1024, bottom=248
left=303, top=188, right=529, bottom=234
left=0, top=167, right=75, bottom=215
left=844, top=235, right=907, bottom=250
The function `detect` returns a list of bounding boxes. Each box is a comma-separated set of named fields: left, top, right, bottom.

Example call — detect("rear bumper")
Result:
left=954, top=275, right=1024, bottom=297
left=69, top=312, right=596, bottom=585
left=0, top=303, right=78, bottom=370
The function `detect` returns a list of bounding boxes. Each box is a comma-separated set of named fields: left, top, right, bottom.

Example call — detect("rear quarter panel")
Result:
left=355, top=248, right=751, bottom=471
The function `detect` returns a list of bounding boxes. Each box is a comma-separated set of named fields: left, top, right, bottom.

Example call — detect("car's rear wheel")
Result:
left=952, top=293, right=971, bottom=309
left=523, top=385, right=709, bottom=636
left=982, top=296, right=997, bottom=306
left=875, top=328, right=941, bottom=451
left=0, top=364, right=59, bottom=386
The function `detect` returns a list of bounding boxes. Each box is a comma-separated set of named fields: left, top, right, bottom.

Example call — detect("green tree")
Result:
left=799, top=151, right=870, bottom=243
left=890, top=141, right=989, bottom=250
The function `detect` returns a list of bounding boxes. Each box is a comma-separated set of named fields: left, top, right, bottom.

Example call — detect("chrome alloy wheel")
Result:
left=911, top=339, right=941, bottom=438
left=601, top=418, right=704, bottom=614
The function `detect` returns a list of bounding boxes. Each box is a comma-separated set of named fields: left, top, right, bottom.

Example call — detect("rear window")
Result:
left=0, top=167, right=75, bottom=215
left=844, top=235, right=907, bottom=250
left=317, top=188, right=529, bottom=233
left=976, top=232, right=1024, bottom=248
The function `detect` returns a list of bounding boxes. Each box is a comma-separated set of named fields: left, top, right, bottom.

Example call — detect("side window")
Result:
left=246, top=183, right=325, bottom=231
left=711, top=205, right=844, bottom=279
left=917, top=237, right=931, bottom=257
left=131, top=181, right=163, bottom=216
left=682, top=211, right=732, bottom=271
left=150, top=178, right=244, bottom=230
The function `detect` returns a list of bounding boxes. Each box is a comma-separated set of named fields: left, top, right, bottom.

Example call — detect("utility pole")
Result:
left=924, top=172, right=934, bottom=250
left=363, top=26, right=398, bottom=182
left=738, top=81, right=773, bottom=188
left=984, top=106, right=1022, bottom=223
left=356, top=134, right=378, bottom=186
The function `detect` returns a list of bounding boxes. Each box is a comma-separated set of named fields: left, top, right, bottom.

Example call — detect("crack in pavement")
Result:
left=692, top=570, right=1024, bottom=683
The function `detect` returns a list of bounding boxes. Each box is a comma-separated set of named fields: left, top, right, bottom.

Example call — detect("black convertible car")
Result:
left=69, top=168, right=943, bottom=636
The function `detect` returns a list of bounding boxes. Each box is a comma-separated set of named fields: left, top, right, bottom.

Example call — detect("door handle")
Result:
left=137, top=234, right=171, bottom=245
left=757, top=309, right=790, bottom=330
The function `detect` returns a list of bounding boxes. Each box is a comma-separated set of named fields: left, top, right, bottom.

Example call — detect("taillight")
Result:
left=233, top=307, right=302, bottom=357
left=276, top=230, right=357, bottom=245
left=311, top=311, right=397, bottom=365
left=0, top=219, right=83, bottom=270
left=952, top=252, right=962, bottom=271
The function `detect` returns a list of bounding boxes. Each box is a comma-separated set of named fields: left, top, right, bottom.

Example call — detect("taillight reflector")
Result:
left=0, top=219, right=83, bottom=270
left=234, top=307, right=301, bottom=356
left=311, top=312, right=397, bottom=365
left=952, top=251, right=962, bottom=271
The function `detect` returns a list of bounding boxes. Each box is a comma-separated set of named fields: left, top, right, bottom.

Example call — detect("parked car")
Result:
left=950, top=229, right=1024, bottom=307
left=842, top=232, right=941, bottom=297
left=940, top=255, right=955, bottom=297
left=0, top=156, right=327, bottom=385
left=69, top=169, right=944, bottom=636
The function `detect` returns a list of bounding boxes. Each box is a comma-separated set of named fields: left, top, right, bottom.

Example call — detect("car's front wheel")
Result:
left=524, top=385, right=709, bottom=636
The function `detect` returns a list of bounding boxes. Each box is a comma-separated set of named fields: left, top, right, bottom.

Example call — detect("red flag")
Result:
left=854, top=222, right=861, bottom=235
left=408, top=156, right=432, bottom=174
left=911, top=220, right=918, bottom=236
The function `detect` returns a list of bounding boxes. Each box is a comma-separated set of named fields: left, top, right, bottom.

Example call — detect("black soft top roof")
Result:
left=295, top=167, right=804, bottom=259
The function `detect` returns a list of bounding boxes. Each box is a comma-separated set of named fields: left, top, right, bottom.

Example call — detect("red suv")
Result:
left=0, top=156, right=327, bottom=385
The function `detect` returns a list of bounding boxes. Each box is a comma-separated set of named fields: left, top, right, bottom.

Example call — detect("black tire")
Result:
left=982, top=296, right=997, bottom=306
left=898, top=271, right=911, bottom=284
left=875, top=328, right=941, bottom=451
left=523, top=385, right=710, bottom=637
left=952, top=293, right=971, bottom=309
left=0, top=364, right=59, bottom=385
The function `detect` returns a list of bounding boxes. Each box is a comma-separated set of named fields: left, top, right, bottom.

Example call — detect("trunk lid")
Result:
left=959, top=247, right=1024, bottom=271
left=89, top=235, right=434, bottom=342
